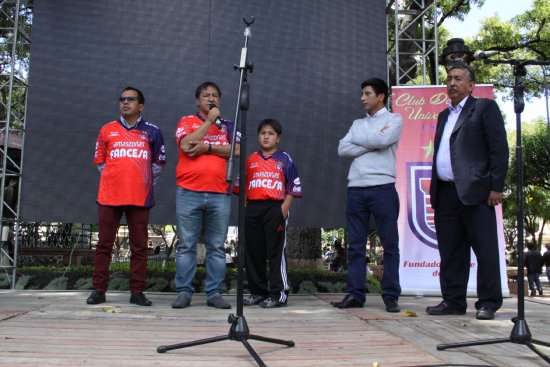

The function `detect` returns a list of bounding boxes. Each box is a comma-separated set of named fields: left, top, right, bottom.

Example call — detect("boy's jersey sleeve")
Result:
left=283, top=156, right=302, bottom=198
left=150, top=124, right=166, bottom=165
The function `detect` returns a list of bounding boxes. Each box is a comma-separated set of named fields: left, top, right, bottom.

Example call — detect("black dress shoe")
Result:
left=385, top=298, right=400, bottom=313
left=475, top=306, right=495, bottom=320
left=86, top=290, right=105, bottom=305
left=330, top=294, right=363, bottom=309
left=130, top=292, right=152, bottom=306
left=426, top=300, right=465, bottom=315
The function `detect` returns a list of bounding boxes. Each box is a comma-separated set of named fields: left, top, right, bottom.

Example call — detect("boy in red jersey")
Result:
left=242, top=119, right=302, bottom=308
left=87, top=87, right=166, bottom=307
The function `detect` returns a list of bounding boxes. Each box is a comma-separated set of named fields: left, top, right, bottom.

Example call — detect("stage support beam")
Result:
left=387, top=0, right=439, bottom=87
left=0, top=0, right=32, bottom=288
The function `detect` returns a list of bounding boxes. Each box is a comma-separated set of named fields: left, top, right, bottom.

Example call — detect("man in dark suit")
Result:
left=426, top=64, right=509, bottom=320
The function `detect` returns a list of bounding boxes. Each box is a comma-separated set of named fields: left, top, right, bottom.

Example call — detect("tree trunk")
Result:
left=286, top=227, right=323, bottom=270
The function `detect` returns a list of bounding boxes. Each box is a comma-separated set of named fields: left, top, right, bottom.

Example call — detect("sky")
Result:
left=443, top=0, right=548, bottom=128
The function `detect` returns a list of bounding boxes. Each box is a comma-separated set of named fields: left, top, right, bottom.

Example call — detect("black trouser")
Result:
left=434, top=181, right=503, bottom=312
left=245, top=200, right=288, bottom=302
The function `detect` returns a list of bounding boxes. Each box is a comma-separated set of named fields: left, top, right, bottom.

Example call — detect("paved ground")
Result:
left=0, top=280, right=549, bottom=366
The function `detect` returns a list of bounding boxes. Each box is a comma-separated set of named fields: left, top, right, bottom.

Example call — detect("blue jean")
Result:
left=346, top=184, right=401, bottom=305
left=175, top=187, right=230, bottom=299
left=527, top=273, right=542, bottom=293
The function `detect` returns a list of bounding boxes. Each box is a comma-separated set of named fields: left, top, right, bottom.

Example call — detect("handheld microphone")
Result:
left=209, top=104, right=223, bottom=129
left=473, top=50, right=501, bottom=60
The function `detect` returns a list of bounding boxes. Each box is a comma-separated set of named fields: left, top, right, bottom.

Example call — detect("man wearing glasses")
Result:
left=87, top=86, right=166, bottom=307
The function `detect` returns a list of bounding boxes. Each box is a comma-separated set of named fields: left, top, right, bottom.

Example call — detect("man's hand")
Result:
left=185, top=141, right=208, bottom=157
left=487, top=190, right=503, bottom=206
left=207, top=106, right=221, bottom=125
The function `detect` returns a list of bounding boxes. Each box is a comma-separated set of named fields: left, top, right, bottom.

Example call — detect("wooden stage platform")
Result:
left=1, top=287, right=549, bottom=366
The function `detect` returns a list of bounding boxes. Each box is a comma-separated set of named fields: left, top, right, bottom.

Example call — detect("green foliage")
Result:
left=367, top=276, right=382, bottom=293
left=0, top=273, right=10, bottom=288
left=503, top=120, right=550, bottom=247
left=146, top=277, right=169, bottom=292
left=108, top=278, right=129, bottom=291
left=467, top=0, right=550, bottom=101
left=321, top=228, right=344, bottom=244
left=317, top=281, right=346, bottom=293
left=20, top=265, right=94, bottom=272
left=226, top=279, right=238, bottom=294
left=297, top=280, right=318, bottom=294
left=15, top=275, right=32, bottom=289
left=11, top=266, right=381, bottom=294
left=44, top=276, right=68, bottom=290
left=74, top=277, right=93, bottom=290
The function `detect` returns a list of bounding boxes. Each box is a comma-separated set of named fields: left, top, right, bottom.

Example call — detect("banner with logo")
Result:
left=392, top=85, right=509, bottom=296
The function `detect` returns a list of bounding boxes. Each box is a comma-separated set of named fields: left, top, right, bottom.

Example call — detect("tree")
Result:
left=286, top=228, right=323, bottom=269
left=0, top=1, right=33, bottom=128
left=503, top=119, right=550, bottom=249
left=509, top=118, right=550, bottom=191
left=388, top=0, right=549, bottom=103
left=387, top=0, right=485, bottom=86
left=468, top=0, right=550, bottom=100
left=149, top=224, right=177, bottom=268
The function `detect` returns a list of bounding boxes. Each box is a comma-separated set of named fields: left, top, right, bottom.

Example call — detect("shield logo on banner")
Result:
left=406, top=162, right=438, bottom=249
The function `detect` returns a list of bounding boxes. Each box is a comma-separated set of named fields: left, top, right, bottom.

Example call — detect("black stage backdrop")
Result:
left=21, top=0, right=387, bottom=227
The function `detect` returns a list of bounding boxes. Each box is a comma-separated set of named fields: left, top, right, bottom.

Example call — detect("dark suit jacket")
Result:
left=430, top=95, right=509, bottom=208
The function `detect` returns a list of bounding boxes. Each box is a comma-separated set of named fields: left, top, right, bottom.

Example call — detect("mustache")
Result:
left=448, top=86, right=459, bottom=93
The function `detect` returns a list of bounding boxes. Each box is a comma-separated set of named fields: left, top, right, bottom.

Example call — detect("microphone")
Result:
left=473, top=50, right=501, bottom=60
left=209, top=104, right=223, bottom=129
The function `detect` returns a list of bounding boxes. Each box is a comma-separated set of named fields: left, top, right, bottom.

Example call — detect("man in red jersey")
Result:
left=172, top=82, right=240, bottom=309
left=87, top=87, right=166, bottom=307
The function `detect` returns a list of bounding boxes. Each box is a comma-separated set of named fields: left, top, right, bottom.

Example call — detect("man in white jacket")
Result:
left=332, top=78, right=403, bottom=313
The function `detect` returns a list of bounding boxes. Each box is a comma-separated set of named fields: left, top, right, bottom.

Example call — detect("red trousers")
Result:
left=93, top=205, right=150, bottom=293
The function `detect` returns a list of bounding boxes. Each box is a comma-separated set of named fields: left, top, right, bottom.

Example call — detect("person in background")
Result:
left=543, top=244, right=550, bottom=284
left=525, top=242, right=543, bottom=296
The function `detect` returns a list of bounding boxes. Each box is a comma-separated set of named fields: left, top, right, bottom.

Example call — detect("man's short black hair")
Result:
left=257, top=118, right=282, bottom=135
left=195, top=81, right=222, bottom=99
left=527, top=242, right=536, bottom=251
left=449, top=64, right=476, bottom=82
left=361, top=78, right=389, bottom=105
left=121, top=86, right=145, bottom=104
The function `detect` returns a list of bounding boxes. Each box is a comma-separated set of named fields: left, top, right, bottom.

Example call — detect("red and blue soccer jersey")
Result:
left=175, top=114, right=240, bottom=194
left=245, top=149, right=302, bottom=201
left=94, top=119, right=166, bottom=208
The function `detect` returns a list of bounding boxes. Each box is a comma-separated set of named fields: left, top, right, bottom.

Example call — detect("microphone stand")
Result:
left=157, top=17, right=295, bottom=367
left=437, top=58, right=550, bottom=364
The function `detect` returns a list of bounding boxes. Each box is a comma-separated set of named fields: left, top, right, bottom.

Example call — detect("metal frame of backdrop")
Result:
left=0, top=0, right=441, bottom=288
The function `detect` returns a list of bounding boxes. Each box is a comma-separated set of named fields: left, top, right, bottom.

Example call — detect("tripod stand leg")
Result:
left=531, top=339, right=550, bottom=348
left=437, top=337, right=510, bottom=351
left=157, top=335, right=229, bottom=353
left=249, top=334, right=295, bottom=347
left=241, top=339, right=267, bottom=367
left=525, top=341, right=550, bottom=363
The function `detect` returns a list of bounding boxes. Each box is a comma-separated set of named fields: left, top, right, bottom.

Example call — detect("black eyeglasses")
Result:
left=119, top=96, right=138, bottom=102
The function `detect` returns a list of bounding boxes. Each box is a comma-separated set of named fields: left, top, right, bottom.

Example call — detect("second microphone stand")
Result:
left=157, top=17, right=295, bottom=367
